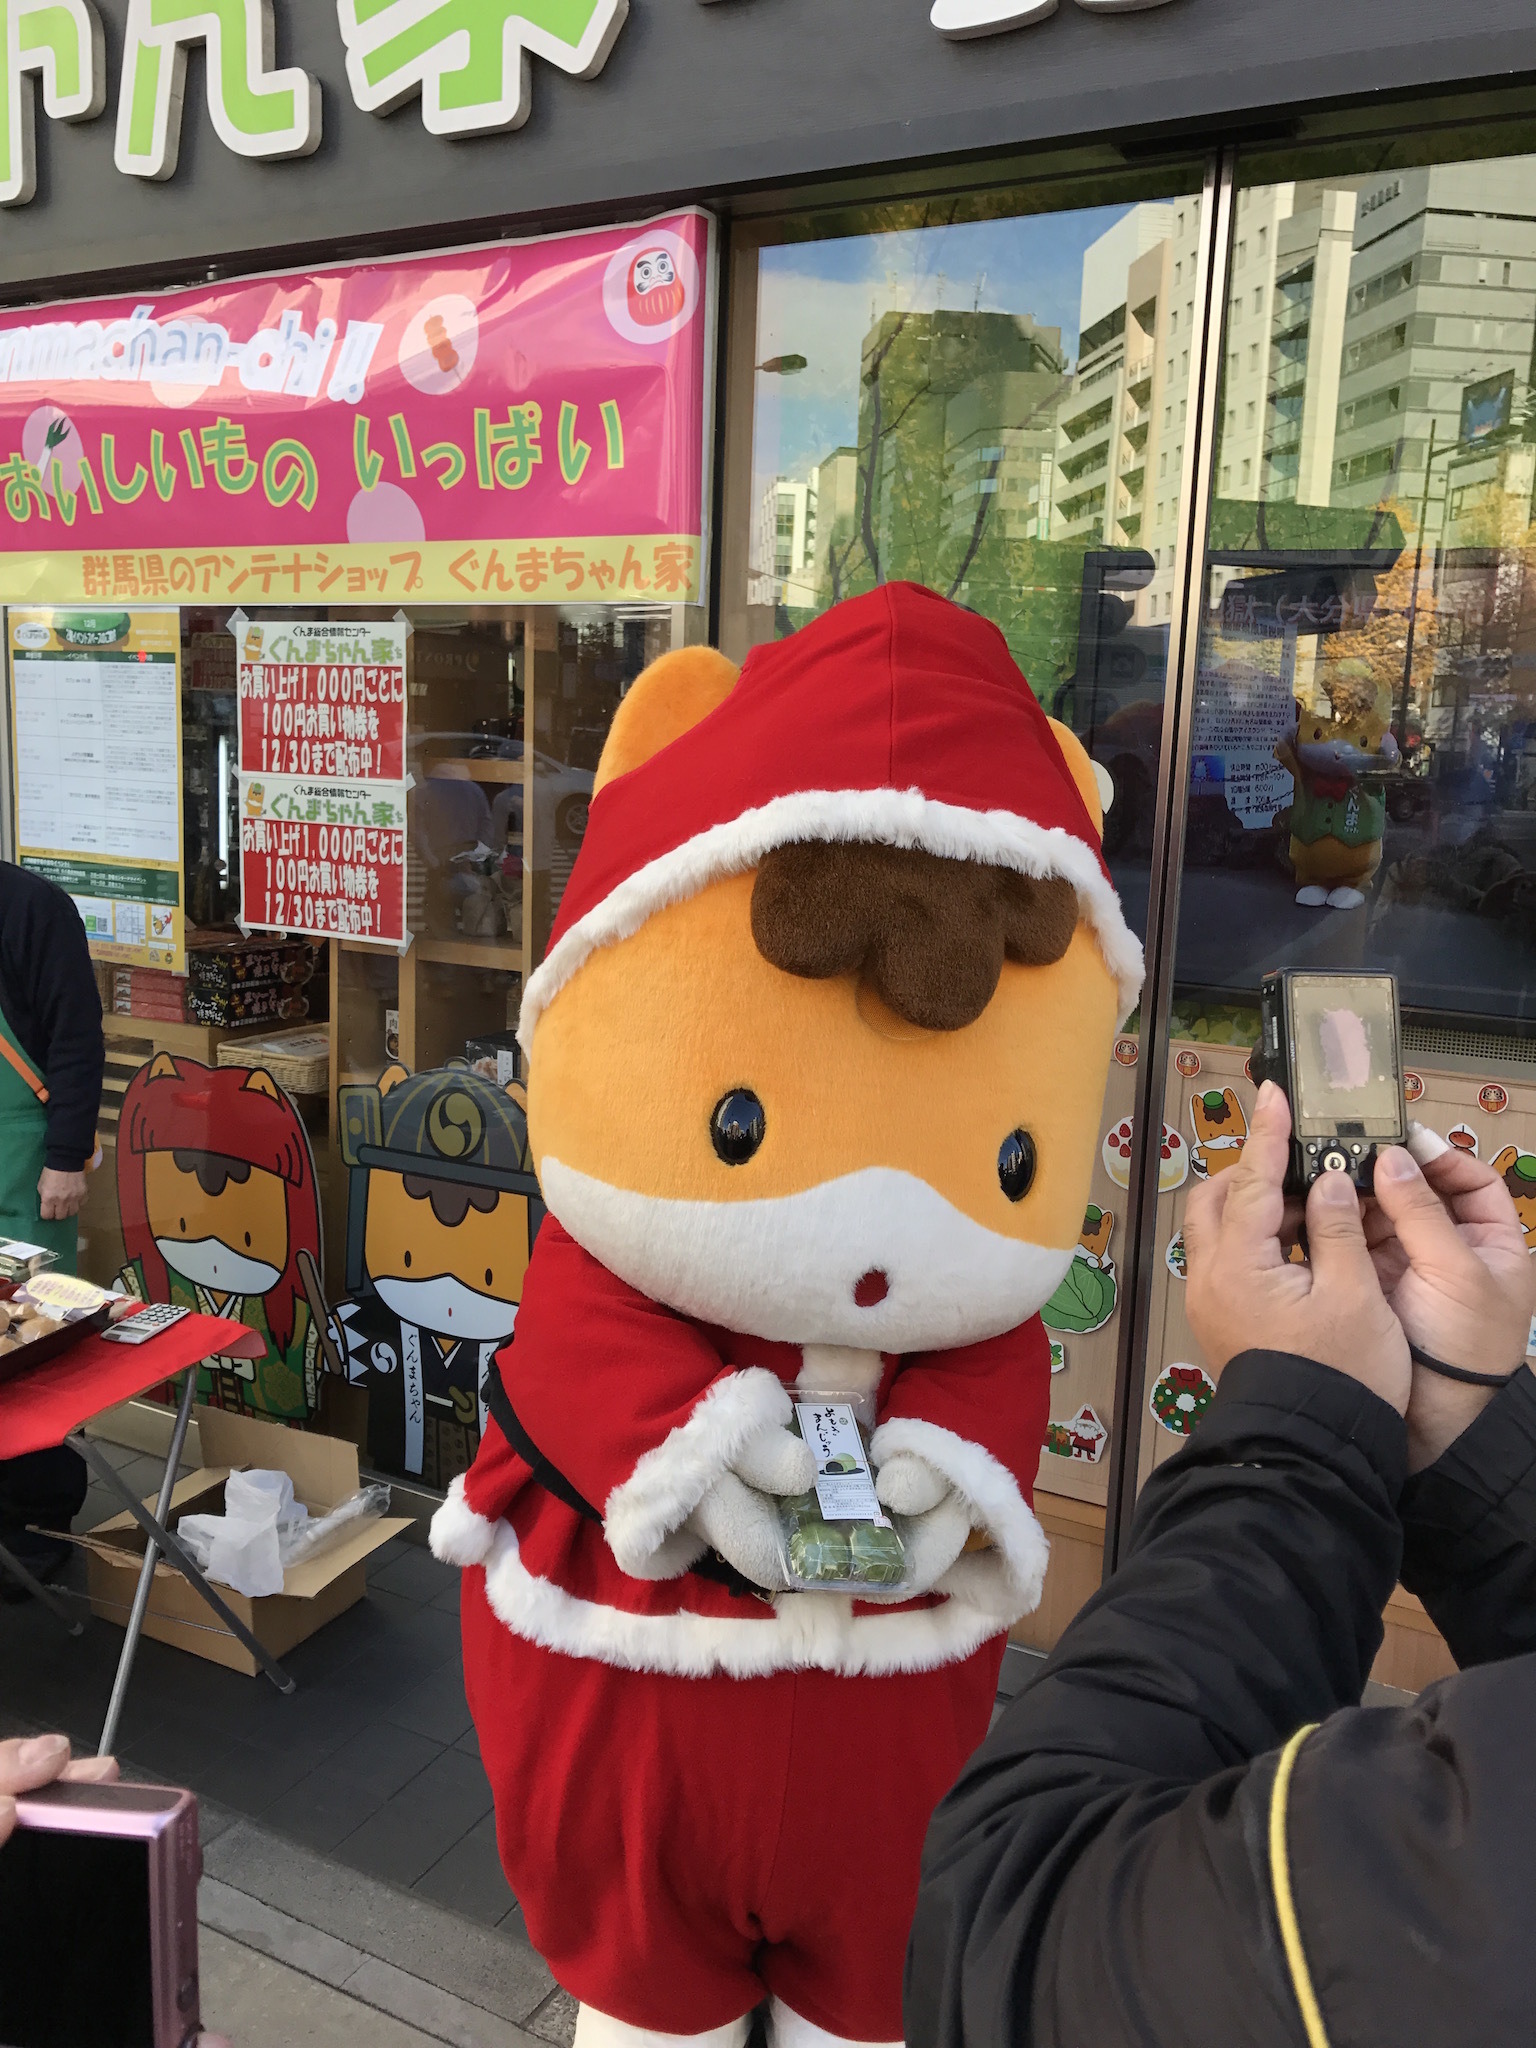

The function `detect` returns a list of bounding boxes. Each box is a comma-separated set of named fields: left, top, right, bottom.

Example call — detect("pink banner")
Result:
left=0, top=210, right=713, bottom=608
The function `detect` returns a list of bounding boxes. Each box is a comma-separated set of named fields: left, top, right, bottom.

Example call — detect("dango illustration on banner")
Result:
left=331, top=1061, right=541, bottom=1486
left=116, top=1053, right=324, bottom=1420
left=0, top=208, right=712, bottom=606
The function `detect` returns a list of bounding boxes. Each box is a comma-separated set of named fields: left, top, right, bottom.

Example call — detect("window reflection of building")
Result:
left=1054, top=204, right=1174, bottom=614
left=855, top=306, right=1068, bottom=586
left=1329, top=161, right=1536, bottom=518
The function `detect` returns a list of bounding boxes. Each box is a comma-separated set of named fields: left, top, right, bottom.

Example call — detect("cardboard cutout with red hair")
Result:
left=116, top=1053, right=323, bottom=1421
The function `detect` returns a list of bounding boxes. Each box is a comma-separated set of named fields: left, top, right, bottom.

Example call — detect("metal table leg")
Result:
left=95, top=1370, right=199, bottom=1758
left=68, top=1416, right=297, bottom=1713
left=0, top=1537, right=83, bottom=1635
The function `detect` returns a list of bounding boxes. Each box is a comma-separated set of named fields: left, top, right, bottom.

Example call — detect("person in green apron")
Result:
left=0, top=862, right=105, bottom=1600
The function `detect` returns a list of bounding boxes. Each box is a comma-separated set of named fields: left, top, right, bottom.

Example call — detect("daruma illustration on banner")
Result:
left=0, top=208, right=713, bottom=607
left=602, top=228, right=703, bottom=346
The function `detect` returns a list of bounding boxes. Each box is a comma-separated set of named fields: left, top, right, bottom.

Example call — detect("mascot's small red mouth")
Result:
left=853, top=1269, right=889, bottom=1308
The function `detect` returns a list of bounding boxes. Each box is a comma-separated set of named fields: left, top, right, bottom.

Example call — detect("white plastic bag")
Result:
left=177, top=1467, right=310, bottom=1599
left=177, top=1473, right=390, bottom=1596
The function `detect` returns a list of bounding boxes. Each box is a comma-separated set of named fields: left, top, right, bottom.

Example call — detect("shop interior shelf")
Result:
left=413, top=935, right=525, bottom=970
left=102, top=1012, right=280, bottom=1062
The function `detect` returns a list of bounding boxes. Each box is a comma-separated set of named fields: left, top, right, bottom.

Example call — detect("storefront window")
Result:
left=724, top=164, right=1209, bottom=1636
left=1139, top=130, right=1536, bottom=1685
left=14, top=597, right=683, bottom=1491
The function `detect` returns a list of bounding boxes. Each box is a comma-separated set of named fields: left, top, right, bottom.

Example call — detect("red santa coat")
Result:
left=433, top=1218, right=1055, bottom=2037
left=433, top=1216, right=1052, bottom=1678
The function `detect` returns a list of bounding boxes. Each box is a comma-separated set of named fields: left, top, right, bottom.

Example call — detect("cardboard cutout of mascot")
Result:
left=430, top=585, right=1140, bottom=2048
left=332, top=1064, right=540, bottom=1490
left=117, top=1054, right=322, bottom=1419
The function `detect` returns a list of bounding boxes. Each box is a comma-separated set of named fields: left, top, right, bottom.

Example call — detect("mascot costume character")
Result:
left=430, top=584, right=1140, bottom=2048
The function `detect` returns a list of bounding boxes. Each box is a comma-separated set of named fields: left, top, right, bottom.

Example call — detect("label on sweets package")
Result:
left=794, top=1401, right=889, bottom=1524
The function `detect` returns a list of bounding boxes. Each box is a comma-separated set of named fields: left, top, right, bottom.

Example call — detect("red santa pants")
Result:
left=461, top=1574, right=1003, bottom=2040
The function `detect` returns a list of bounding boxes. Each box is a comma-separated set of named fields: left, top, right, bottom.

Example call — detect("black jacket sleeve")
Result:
left=0, top=870, right=105, bottom=1172
left=1399, top=1362, right=1536, bottom=1668
left=907, top=1350, right=1407, bottom=2048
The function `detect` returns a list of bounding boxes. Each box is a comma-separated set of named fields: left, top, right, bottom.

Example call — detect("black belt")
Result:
left=481, top=1360, right=769, bottom=1601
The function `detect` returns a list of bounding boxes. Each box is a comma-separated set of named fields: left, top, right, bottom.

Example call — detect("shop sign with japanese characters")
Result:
left=238, top=773, right=407, bottom=948
left=236, top=614, right=407, bottom=782
left=0, top=209, right=712, bottom=608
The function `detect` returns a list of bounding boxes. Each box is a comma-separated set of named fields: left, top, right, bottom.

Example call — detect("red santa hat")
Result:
left=518, top=581, right=1143, bottom=1052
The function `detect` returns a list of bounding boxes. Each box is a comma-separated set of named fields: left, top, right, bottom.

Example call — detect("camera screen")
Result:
left=0, top=1828, right=154, bottom=2048
left=1288, top=973, right=1404, bottom=1140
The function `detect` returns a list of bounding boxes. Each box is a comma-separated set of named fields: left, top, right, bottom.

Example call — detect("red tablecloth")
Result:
left=0, top=1314, right=263, bottom=1460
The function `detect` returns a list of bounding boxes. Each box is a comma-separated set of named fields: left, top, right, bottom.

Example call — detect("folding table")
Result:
left=0, top=1312, right=297, bottom=1756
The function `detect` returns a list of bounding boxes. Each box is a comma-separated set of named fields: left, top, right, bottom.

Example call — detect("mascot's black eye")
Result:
left=998, top=1129, right=1036, bottom=1202
left=711, top=1090, right=766, bottom=1166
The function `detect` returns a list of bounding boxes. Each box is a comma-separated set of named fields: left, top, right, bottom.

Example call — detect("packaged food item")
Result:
left=0, top=1238, right=60, bottom=1283
left=776, top=1393, right=909, bottom=1593
left=14, top=1273, right=119, bottom=1323
left=0, top=1273, right=117, bottom=1364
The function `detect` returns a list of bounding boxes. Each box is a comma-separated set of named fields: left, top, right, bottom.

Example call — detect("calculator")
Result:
left=101, top=1302, right=192, bottom=1345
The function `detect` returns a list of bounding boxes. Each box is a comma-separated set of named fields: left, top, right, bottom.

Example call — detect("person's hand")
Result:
left=1183, top=1081, right=1411, bottom=1414
left=37, top=1168, right=87, bottom=1221
left=0, top=1734, right=118, bottom=1849
left=1364, top=1133, right=1536, bottom=1472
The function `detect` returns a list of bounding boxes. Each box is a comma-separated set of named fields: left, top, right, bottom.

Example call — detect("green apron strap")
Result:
left=0, top=1006, right=76, bottom=1271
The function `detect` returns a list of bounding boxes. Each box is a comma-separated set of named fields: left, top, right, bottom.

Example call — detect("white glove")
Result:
left=875, top=1449, right=949, bottom=1516
left=876, top=1450, right=972, bottom=1596
left=731, top=1423, right=816, bottom=1497
left=682, top=1422, right=816, bottom=1593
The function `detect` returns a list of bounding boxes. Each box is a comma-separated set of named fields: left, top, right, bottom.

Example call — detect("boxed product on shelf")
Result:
left=112, top=967, right=190, bottom=1023
left=185, top=934, right=317, bottom=996
left=187, top=983, right=310, bottom=1028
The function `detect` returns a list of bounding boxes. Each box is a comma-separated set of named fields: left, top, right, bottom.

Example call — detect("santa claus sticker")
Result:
left=603, top=228, right=702, bottom=345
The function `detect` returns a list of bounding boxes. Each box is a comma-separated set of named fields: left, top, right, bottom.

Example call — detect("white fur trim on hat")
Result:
left=603, top=1366, right=792, bottom=1579
left=430, top=1474, right=498, bottom=1569
left=519, top=786, right=1144, bottom=1054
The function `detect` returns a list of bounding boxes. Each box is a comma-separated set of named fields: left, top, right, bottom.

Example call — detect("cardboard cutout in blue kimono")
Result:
left=332, top=1062, right=543, bottom=1488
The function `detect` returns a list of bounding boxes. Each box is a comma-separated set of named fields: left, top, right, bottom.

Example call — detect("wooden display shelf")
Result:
left=414, top=935, right=525, bottom=971
left=430, top=756, right=525, bottom=784
left=102, top=1012, right=279, bottom=1063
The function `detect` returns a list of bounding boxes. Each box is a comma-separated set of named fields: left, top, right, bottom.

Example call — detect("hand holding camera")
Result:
left=1184, top=1080, right=1412, bottom=1416
left=1365, top=1136, right=1536, bottom=1471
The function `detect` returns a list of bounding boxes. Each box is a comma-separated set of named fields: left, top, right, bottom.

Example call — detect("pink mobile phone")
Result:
left=0, top=1779, right=202, bottom=2048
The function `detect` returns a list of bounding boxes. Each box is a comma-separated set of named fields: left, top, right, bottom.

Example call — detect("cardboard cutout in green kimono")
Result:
left=116, top=1053, right=322, bottom=1419
left=331, top=1063, right=542, bottom=1488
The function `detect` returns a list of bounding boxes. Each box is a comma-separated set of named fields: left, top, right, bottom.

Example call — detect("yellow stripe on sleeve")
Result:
left=1268, top=1722, right=1330, bottom=2048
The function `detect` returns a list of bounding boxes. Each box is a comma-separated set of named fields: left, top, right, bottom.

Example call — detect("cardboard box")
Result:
left=75, top=1407, right=414, bottom=1676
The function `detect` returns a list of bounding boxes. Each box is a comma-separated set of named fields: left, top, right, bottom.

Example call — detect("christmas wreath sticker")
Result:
left=1045, top=1403, right=1108, bottom=1464
left=1150, top=1361, right=1217, bottom=1436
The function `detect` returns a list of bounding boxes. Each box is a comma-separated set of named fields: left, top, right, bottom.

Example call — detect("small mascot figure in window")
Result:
left=430, top=585, right=1140, bottom=2048
left=332, top=1064, right=539, bottom=1490
left=1275, top=656, right=1400, bottom=910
